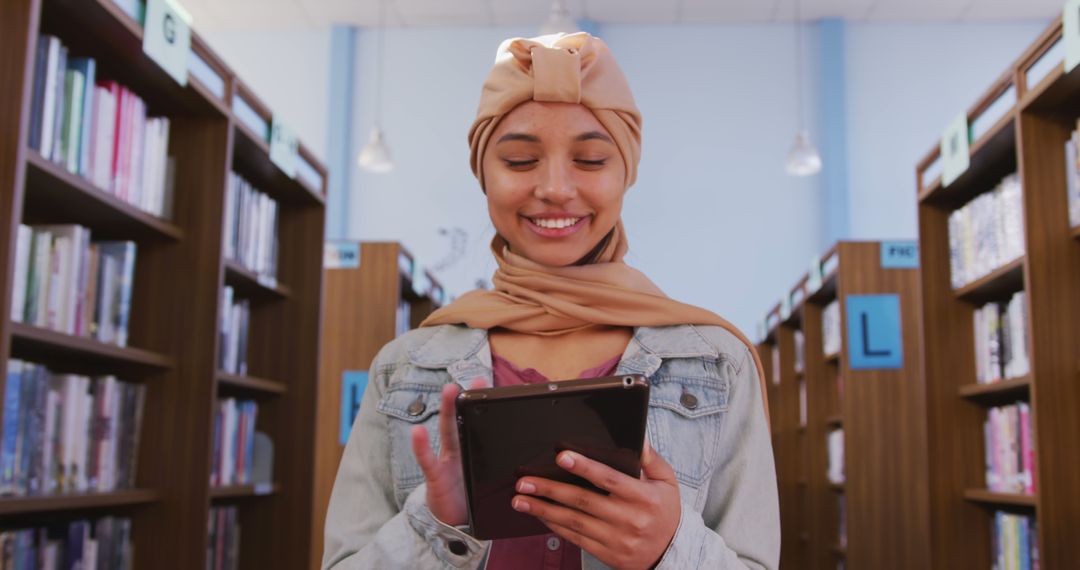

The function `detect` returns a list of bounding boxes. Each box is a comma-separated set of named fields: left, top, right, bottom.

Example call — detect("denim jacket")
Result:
left=322, top=324, right=779, bottom=569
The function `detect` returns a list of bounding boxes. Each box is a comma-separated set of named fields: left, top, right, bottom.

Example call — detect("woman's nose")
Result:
left=534, top=159, right=576, bottom=202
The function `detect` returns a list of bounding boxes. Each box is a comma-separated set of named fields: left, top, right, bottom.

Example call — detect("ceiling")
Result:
left=182, top=0, right=1061, bottom=30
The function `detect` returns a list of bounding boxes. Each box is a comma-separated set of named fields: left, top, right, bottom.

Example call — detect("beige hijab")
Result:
left=421, top=33, right=768, bottom=417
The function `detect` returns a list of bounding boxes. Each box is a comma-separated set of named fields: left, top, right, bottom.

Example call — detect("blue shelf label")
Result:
left=845, top=294, right=903, bottom=370
left=880, top=241, right=919, bottom=269
left=340, top=371, right=369, bottom=445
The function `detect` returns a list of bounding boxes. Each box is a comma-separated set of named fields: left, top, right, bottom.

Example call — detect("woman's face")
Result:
left=482, top=101, right=626, bottom=267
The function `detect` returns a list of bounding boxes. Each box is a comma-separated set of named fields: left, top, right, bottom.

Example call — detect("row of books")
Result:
left=207, top=506, right=240, bottom=570
left=770, top=346, right=780, bottom=386
left=822, top=299, right=841, bottom=357
left=1, top=361, right=145, bottom=497
left=29, top=35, right=174, bottom=218
left=992, top=511, right=1039, bottom=570
left=947, top=174, right=1024, bottom=289
left=826, top=428, right=845, bottom=485
left=973, top=291, right=1030, bottom=384
left=793, top=330, right=805, bottom=374
left=837, top=494, right=847, bottom=549
left=223, top=173, right=279, bottom=281
left=10, top=224, right=136, bottom=347
left=0, top=517, right=132, bottom=570
left=210, top=398, right=258, bottom=488
left=984, top=402, right=1036, bottom=495
left=395, top=299, right=412, bottom=338
left=218, top=287, right=250, bottom=376
left=798, top=378, right=807, bottom=428
left=1063, top=122, right=1080, bottom=228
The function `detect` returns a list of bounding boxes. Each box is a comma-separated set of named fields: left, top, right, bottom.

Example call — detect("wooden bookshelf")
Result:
left=915, top=16, right=1080, bottom=569
left=0, top=0, right=327, bottom=568
left=311, top=241, right=446, bottom=570
left=0, top=489, right=159, bottom=517
left=761, top=241, right=930, bottom=569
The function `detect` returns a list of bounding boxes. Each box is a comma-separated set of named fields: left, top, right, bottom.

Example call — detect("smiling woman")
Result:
left=484, top=102, right=626, bottom=268
left=322, top=31, right=779, bottom=570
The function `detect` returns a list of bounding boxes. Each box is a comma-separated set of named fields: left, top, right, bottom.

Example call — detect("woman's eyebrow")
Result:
left=496, top=133, right=541, bottom=144
left=576, top=131, right=613, bottom=143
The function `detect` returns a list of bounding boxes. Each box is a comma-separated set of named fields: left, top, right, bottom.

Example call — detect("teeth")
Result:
left=531, top=217, right=580, bottom=229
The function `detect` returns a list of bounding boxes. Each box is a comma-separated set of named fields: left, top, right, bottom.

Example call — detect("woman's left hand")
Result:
left=512, top=440, right=681, bottom=570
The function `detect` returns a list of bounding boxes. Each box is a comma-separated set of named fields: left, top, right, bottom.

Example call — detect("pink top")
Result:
left=483, top=353, right=622, bottom=570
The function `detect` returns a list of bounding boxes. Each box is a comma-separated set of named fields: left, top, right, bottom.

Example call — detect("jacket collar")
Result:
left=407, top=324, right=718, bottom=386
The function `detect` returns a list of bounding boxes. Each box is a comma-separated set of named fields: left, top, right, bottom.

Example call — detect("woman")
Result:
left=323, top=32, right=779, bottom=570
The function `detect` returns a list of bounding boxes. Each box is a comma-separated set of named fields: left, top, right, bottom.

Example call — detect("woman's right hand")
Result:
left=410, top=379, right=487, bottom=527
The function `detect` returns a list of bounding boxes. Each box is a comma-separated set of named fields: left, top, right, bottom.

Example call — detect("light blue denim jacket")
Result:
left=322, top=324, right=779, bottom=569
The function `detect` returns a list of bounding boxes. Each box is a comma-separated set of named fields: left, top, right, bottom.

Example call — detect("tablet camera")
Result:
left=622, top=377, right=634, bottom=388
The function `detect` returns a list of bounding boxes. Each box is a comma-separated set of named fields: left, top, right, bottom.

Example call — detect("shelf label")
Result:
left=143, top=0, right=192, bottom=87
left=940, top=114, right=970, bottom=187
left=1067, top=0, right=1080, bottom=73
left=340, top=371, right=369, bottom=445
left=253, top=482, right=272, bottom=496
left=807, top=257, right=824, bottom=293
left=845, top=294, right=903, bottom=370
left=324, top=241, right=361, bottom=270
left=269, top=117, right=300, bottom=178
left=256, top=274, right=277, bottom=289
left=880, top=241, right=919, bottom=269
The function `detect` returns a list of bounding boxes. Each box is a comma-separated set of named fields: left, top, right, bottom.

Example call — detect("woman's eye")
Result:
left=576, top=159, right=606, bottom=167
left=505, top=159, right=537, bottom=168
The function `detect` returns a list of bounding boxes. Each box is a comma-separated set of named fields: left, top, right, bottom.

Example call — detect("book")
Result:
left=16, top=225, right=137, bottom=346
left=984, top=401, right=1035, bottom=494
left=208, top=506, right=241, bottom=570
left=211, top=398, right=260, bottom=487
left=822, top=299, right=841, bottom=357
left=827, top=428, right=845, bottom=485
left=224, top=172, right=279, bottom=279
left=10, top=225, right=32, bottom=322
left=0, top=517, right=132, bottom=570
left=0, top=361, right=145, bottom=497
left=973, top=291, right=1030, bottom=384
left=25, top=37, right=175, bottom=217
left=948, top=174, right=1024, bottom=289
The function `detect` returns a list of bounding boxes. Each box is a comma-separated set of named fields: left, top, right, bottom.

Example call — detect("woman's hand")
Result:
left=410, top=379, right=487, bottom=527
left=511, top=440, right=681, bottom=570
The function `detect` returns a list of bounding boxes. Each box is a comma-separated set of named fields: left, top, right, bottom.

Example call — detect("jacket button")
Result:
left=680, top=392, right=699, bottom=410
left=407, top=400, right=426, bottom=417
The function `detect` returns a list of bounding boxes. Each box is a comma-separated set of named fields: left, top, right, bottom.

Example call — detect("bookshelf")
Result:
left=311, top=241, right=446, bottom=570
left=915, top=16, right=1080, bottom=569
left=761, top=242, right=929, bottom=569
left=0, top=0, right=326, bottom=568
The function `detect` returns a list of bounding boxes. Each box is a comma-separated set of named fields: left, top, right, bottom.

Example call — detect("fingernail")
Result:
left=557, top=452, right=575, bottom=469
left=512, top=498, right=530, bottom=512
left=517, top=480, right=536, bottom=494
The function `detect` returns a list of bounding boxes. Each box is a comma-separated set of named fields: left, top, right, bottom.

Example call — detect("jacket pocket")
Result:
left=377, top=383, right=443, bottom=505
left=646, top=371, right=729, bottom=488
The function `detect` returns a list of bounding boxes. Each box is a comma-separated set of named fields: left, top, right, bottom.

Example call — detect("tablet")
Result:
left=455, top=374, right=650, bottom=540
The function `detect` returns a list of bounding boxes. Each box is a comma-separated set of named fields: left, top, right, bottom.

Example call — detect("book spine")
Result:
left=11, top=225, right=32, bottom=323
left=1, top=360, right=24, bottom=495
left=39, top=38, right=60, bottom=159
left=78, top=59, right=96, bottom=178
left=28, top=36, right=50, bottom=153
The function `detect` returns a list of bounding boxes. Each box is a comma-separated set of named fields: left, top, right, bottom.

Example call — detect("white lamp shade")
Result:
left=785, top=130, right=822, bottom=177
left=358, top=126, right=394, bottom=173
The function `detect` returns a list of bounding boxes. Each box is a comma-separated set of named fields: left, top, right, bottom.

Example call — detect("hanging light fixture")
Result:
left=540, top=0, right=578, bottom=35
left=784, top=0, right=821, bottom=177
left=359, top=0, right=394, bottom=173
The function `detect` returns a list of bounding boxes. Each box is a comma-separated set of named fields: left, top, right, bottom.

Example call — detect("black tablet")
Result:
left=454, top=374, right=650, bottom=540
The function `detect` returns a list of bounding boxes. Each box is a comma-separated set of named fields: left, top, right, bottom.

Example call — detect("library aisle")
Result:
left=5, top=0, right=1080, bottom=569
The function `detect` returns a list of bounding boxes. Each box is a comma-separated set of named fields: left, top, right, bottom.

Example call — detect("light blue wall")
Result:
left=200, top=19, right=1048, bottom=332
left=843, top=22, right=1046, bottom=241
